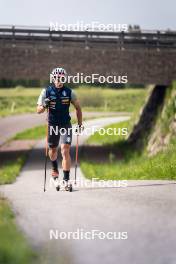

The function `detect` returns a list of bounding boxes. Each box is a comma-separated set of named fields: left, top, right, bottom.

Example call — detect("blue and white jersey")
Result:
left=37, top=85, right=77, bottom=125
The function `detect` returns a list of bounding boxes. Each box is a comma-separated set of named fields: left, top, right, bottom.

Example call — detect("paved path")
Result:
left=0, top=117, right=176, bottom=264
left=0, top=112, right=127, bottom=146
left=0, top=113, right=46, bottom=146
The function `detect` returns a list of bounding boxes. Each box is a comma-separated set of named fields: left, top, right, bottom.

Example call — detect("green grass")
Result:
left=0, top=87, right=41, bottom=116
left=0, top=198, right=37, bottom=264
left=0, top=96, right=36, bottom=116
left=12, top=116, right=129, bottom=141
left=158, top=85, right=176, bottom=135
left=12, top=117, right=78, bottom=140
left=0, top=140, right=37, bottom=263
left=81, top=139, right=176, bottom=180
left=86, top=120, right=130, bottom=146
left=81, top=83, right=176, bottom=180
left=85, top=86, right=149, bottom=146
left=13, top=125, right=46, bottom=140
left=0, top=157, right=26, bottom=184
left=75, top=86, right=147, bottom=112
left=0, top=86, right=148, bottom=116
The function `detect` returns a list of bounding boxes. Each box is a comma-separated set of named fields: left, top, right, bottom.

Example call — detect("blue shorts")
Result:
left=48, top=123, right=72, bottom=148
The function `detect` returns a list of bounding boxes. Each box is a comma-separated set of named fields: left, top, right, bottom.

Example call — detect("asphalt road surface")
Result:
left=0, top=117, right=176, bottom=264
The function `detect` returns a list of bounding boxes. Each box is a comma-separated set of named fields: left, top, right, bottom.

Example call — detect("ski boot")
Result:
left=51, top=170, right=60, bottom=191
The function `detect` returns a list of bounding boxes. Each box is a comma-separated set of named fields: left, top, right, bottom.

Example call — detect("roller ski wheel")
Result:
left=56, top=184, right=60, bottom=191
left=65, top=183, right=73, bottom=192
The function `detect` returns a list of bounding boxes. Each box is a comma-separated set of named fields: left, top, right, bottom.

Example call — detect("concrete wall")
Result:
left=0, top=40, right=176, bottom=85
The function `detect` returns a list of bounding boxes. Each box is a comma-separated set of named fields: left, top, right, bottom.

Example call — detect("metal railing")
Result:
left=0, top=25, right=176, bottom=49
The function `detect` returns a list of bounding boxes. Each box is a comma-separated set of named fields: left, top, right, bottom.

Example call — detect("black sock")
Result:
left=51, top=159, right=58, bottom=171
left=63, top=170, right=70, bottom=181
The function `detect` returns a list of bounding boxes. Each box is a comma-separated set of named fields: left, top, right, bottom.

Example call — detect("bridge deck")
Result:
left=0, top=26, right=176, bottom=49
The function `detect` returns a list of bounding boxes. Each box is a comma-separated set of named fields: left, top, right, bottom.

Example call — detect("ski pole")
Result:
left=74, top=133, right=79, bottom=185
left=44, top=143, right=48, bottom=192
left=44, top=107, right=49, bottom=192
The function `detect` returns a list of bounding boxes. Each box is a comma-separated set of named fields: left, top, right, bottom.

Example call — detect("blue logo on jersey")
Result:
left=51, top=91, right=55, bottom=95
left=62, top=91, right=67, bottom=96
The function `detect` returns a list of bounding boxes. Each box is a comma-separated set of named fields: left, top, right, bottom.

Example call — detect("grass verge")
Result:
left=86, top=120, right=130, bottom=146
left=0, top=86, right=147, bottom=116
left=0, top=198, right=37, bottom=264
left=13, top=126, right=46, bottom=140
left=0, top=156, right=26, bottom=184
left=81, top=139, right=176, bottom=180
left=80, top=83, right=176, bottom=180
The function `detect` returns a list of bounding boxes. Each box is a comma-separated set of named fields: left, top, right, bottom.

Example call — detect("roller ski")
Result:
left=51, top=170, right=61, bottom=191
left=52, top=170, right=72, bottom=192
left=63, top=181, right=73, bottom=192
left=55, top=181, right=72, bottom=192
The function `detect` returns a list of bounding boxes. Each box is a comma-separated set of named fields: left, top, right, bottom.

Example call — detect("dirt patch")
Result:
left=0, top=140, right=37, bottom=163
left=0, top=140, right=37, bottom=152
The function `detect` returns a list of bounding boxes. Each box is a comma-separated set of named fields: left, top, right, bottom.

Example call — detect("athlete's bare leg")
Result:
left=49, top=147, right=59, bottom=177
left=49, top=147, right=57, bottom=161
left=61, top=144, right=71, bottom=171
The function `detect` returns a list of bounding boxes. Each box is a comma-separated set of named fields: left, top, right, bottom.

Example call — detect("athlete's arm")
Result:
left=71, top=99, right=82, bottom=126
left=36, top=89, right=46, bottom=114
left=71, top=90, right=82, bottom=125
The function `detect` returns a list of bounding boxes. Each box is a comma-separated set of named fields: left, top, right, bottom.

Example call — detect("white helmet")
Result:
left=51, top=67, right=67, bottom=79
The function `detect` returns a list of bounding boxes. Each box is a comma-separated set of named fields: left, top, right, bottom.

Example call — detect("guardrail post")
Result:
left=120, top=31, right=124, bottom=50
left=85, top=31, right=89, bottom=49
left=157, top=30, right=160, bottom=51
left=12, top=25, right=15, bottom=41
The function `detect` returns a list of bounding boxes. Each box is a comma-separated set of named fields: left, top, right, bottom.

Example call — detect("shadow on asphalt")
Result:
left=74, top=182, right=176, bottom=192
left=1, top=146, right=176, bottom=189
left=0, top=144, right=124, bottom=165
left=0, top=145, right=78, bottom=169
